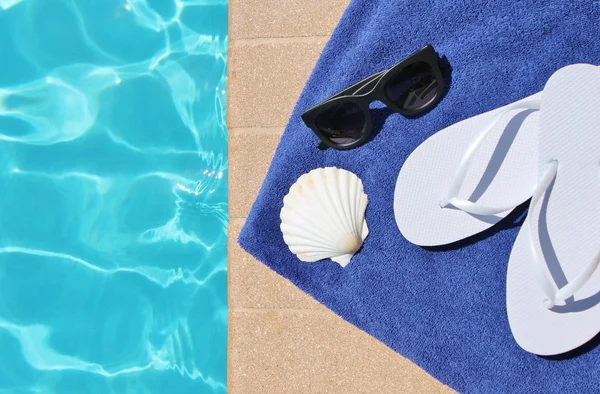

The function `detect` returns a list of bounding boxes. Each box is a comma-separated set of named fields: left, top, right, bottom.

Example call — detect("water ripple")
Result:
left=0, top=0, right=24, bottom=10
left=0, top=0, right=228, bottom=392
left=0, top=319, right=226, bottom=391
left=0, top=246, right=225, bottom=288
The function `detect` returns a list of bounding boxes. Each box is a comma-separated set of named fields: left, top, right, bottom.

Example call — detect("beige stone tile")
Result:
left=227, top=1, right=449, bottom=391
left=229, top=310, right=455, bottom=394
left=229, top=128, right=282, bottom=218
left=230, top=0, right=350, bottom=39
left=229, top=218, right=326, bottom=310
left=228, top=39, right=327, bottom=128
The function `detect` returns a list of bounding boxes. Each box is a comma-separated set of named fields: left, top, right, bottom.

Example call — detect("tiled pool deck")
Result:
left=227, top=2, right=455, bottom=392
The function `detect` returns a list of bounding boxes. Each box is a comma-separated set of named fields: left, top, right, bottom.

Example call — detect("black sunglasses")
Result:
left=301, top=44, right=444, bottom=150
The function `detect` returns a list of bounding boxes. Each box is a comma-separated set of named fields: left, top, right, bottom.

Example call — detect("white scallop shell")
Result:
left=280, top=167, right=369, bottom=267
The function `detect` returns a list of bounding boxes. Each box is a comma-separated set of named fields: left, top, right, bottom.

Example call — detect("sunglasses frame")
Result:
left=301, top=44, right=444, bottom=150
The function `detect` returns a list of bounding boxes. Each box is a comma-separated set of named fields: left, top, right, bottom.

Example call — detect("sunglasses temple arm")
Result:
left=304, top=70, right=388, bottom=118
left=325, top=70, right=388, bottom=101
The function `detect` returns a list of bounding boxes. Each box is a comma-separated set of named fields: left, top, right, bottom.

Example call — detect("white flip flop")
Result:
left=394, top=93, right=541, bottom=246
left=507, top=64, right=600, bottom=356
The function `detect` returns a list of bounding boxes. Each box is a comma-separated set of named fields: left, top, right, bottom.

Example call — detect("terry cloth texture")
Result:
left=239, top=1, right=600, bottom=392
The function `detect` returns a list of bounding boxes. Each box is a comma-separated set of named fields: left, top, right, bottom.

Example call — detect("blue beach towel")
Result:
left=238, top=1, right=600, bottom=392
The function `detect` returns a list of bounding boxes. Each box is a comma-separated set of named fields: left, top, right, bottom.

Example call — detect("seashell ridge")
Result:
left=280, top=167, right=369, bottom=267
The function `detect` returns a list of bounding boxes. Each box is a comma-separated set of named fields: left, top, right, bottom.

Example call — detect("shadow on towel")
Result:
left=425, top=201, right=529, bottom=252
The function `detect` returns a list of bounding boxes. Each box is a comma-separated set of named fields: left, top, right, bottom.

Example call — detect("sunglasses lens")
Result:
left=314, top=102, right=366, bottom=145
left=384, top=61, right=438, bottom=111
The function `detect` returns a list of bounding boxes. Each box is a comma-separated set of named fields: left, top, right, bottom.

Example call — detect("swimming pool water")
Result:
left=0, top=0, right=228, bottom=392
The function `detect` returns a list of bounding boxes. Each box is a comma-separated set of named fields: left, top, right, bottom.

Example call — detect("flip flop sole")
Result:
left=394, top=93, right=540, bottom=246
left=507, top=64, right=600, bottom=355
left=507, top=228, right=600, bottom=355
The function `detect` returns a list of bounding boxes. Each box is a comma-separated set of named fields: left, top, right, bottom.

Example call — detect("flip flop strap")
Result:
left=440, top=99, right=541, bottom=215
left=528, top=161, right=600, bottom=309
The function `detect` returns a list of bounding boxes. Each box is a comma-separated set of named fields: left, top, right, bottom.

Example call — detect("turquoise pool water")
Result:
left=0, top=0, right=228, bottom=392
